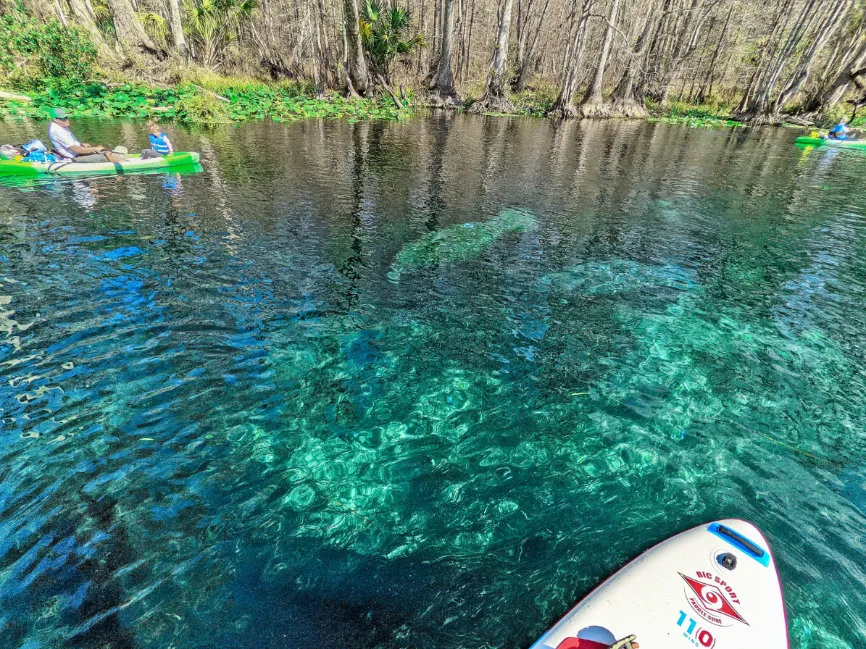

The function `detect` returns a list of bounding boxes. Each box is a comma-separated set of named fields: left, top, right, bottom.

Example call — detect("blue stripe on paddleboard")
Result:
left=708, top=523, right=770, bottom=567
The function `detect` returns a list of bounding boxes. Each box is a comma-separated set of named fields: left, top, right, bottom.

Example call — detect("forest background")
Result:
left=1, top=0, right=865, bottom=126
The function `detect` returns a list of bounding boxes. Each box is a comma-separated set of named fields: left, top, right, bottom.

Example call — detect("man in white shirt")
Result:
left=47, top=108, right=125, bottom=163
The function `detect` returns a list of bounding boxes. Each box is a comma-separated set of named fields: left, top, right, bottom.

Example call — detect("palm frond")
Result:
left=136, top=11, right=169, bottom=44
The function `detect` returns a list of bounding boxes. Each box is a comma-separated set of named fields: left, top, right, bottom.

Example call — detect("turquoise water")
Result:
left=1, top=115, right=865, bottom=648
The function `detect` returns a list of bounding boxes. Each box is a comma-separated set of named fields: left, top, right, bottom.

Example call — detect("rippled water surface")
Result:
left=1, top=115, right=865, bottom=649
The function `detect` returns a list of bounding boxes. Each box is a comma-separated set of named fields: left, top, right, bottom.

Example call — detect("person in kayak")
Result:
left=827, top=119, right=853, bottom=140
left=145, top=120, right=174, bottom=156
left=48, top=108, right=127, bottom=163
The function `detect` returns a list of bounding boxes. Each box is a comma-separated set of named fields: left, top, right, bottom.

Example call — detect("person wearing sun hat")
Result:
left=47, top=108, right=128, bottom=163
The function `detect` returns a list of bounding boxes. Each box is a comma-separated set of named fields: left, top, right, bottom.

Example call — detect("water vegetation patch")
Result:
left=646, top=99, right=744, bottom=129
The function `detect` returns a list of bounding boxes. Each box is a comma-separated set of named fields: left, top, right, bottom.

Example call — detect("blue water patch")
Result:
left=67, top=235, right=107, bottom=244
left=99, top=246, right=142, bottom=261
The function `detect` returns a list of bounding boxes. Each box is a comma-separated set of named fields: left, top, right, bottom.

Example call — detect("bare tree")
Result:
left=771, top=0, right=853, bottom=113
left=166, top=0, right=189, bottom=60
left=580, top=0, right=621, bottom=117
left=695, top=4, right=733, bottom=104
left=741, top=0, right=822, bottom=118
left=514, top=0, right=552, bottom=92
left=815, top=37, right=866, bottom=112
left=343, top=0, right=369, bottom=95
left=432, top=0, right=461, bottom=105
left=9, top=0, right=866, bottom=123
left=548, top=0, right=595, bottom=118
left=468, top=0, right=516, bottom=113
left=611, top=10, right=659, bottom=117
left=314, top=0, right=330, bottom=96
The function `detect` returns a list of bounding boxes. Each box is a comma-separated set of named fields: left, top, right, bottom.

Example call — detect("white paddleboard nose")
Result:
left=531, top=519, right=788, bottom=649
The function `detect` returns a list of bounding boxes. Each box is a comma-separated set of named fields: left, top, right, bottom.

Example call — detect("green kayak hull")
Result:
left=0, top=163, right=203, bottom=188
left=794, top=136, right=866, bottom=149
left=0, top=151, right=200, bottom=176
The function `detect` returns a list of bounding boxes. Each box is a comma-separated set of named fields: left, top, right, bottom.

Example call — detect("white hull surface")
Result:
left=531, top=520, right=788, bottom=649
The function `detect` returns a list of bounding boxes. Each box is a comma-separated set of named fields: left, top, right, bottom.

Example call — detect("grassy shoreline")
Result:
left=17, top=74, right=860, bottom=131
left=0, top=81, right=752, bottom=130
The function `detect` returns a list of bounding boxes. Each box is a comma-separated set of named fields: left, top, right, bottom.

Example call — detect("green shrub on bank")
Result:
left=176, top=92, right=231, bottom=123
left=513, top=84, right=558, bottom=116
left=0, top=78, right=413, bottom=124
left=649, top=114, right=743, bottom=129
left=0, top=16, right=97, bottom=87
left=647, top=98, right=742, bottom=128
left=665, top=99, right=733, bottom=119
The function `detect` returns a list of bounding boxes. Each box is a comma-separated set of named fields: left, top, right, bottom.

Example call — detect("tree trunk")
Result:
left=107, top=0, right=163, bottom=57
left=166, top=0, right=189, bottom=60
left=736, top=0, right=792, bottom=113
left=772, top=0, right=852, bottom=113
left=313, top=0, right=329, bottom=96
left=580, top=0, right=621, bottom=117
left=431, top=0, right=460, bottom=107
left=816, top=38, right=866, bottom=112
left=418, top=0, right=427, bottom=74
left=66, top=0, right=114, bottom=57
left=515, top=0, right=552, bottom=92
left=468, top=0, right=516, bottom=113
left=548, top=0, right=593, bottom=118
left=343, top=0, right=369, bottom=95
left=659, top=0, right=706, bottom=104
left=432, top=0, right=461, bottom=106
left=433, top=0, right=443, bottom=55
left=612, top=10, right=658, bottom=116
left=696, top=5, right=733, bottom=103
left=464, top=0, right=477, bottom=80
left=746, top=0, right=819, bottom=118
left=637, top=0, right=673, bottom=100
left=54, top=0, right=69, bottom=26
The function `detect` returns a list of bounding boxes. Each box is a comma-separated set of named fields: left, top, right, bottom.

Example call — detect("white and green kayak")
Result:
left=0, top=152, right=200, bottom=176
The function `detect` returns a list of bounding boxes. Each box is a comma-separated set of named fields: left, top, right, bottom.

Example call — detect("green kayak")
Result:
left=0, top=151, right=200, bottom=176
left=0, top=163, right=203, bottom=189
left=794, top=136, right=866, bottom=150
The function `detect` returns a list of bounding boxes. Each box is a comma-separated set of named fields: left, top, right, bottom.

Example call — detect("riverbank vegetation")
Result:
left=1, top=0, right=865, bottom=126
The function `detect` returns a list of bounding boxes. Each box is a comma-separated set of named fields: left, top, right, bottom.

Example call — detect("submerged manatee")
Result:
left=388, top=208, right=537, bottom=281
left=541, top=259, right=697, bottom=295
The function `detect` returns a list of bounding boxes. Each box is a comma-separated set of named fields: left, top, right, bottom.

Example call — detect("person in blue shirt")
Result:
left=827, top=119, right=852, bottom=140
left=142, top=120, right=174, bottom=157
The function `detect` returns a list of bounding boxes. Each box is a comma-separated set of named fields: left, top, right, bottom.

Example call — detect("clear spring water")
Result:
left=1, top=115, right=865, bottom=649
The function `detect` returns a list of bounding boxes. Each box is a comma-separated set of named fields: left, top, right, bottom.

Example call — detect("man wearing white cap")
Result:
left=48, top=108, right=127, bottom=163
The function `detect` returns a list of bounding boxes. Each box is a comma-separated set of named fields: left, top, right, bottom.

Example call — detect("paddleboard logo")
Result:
left=679, top=573, right=748, bottom=627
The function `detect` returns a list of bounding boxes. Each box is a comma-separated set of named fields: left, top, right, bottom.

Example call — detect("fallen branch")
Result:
left=150, top=106, right=172, bottom=112
left=0, top=91, right=33, bottom=102
left=376, top=74, right=403, bottom=109
left=193, top=84, right=230, bottom=103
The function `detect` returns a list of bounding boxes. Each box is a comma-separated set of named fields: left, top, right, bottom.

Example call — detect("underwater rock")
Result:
left=388, top=209, right=537, bottom=281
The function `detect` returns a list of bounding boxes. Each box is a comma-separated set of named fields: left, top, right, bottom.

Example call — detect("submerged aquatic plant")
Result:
left=388, top=208, right=538, bottom=281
